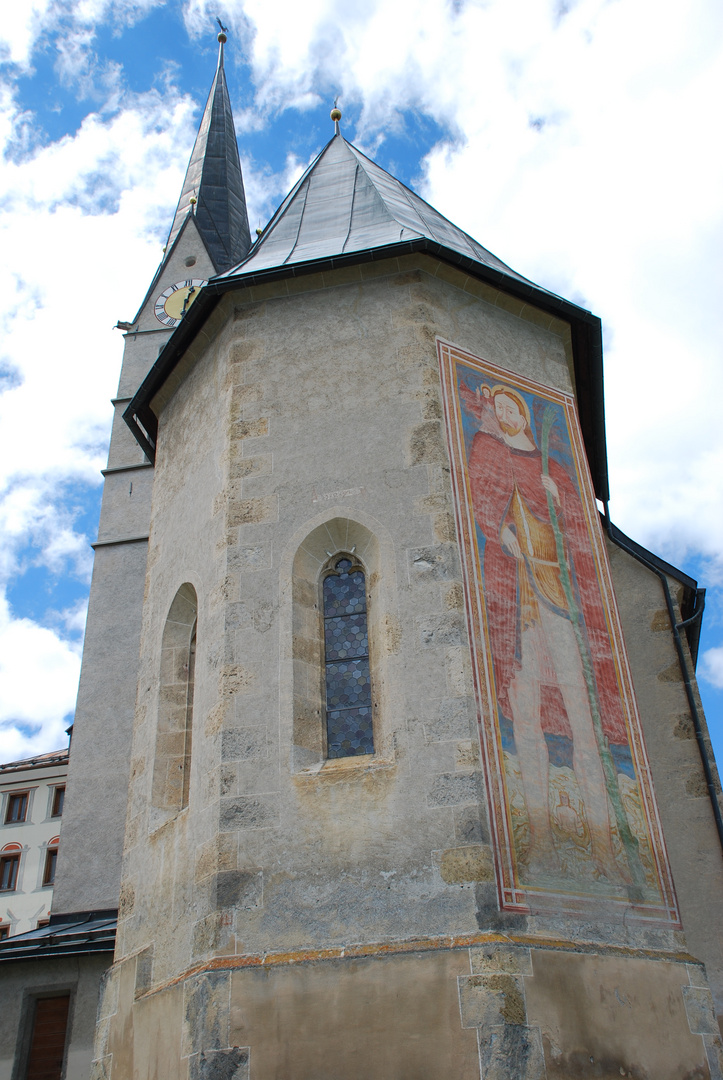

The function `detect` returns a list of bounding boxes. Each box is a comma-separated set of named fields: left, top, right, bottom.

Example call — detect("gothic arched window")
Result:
left=322, top=557, right=374, bottom=758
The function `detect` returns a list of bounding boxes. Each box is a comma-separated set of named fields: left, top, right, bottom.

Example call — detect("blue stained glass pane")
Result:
left=323, top=570, right=366, bottom=617
left=323, top=560, right=373, bottom=758
left=325, top=658, right=371, bottom=708
left=324, top=613, right=368, bottom=661
left=327, top=706, right=374, bottom=758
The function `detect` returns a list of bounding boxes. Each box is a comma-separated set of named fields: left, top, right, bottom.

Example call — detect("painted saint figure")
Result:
left=465, top=382, right=629, bottom=881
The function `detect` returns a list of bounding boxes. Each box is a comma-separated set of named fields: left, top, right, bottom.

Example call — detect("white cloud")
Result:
left=0, top=598, right=80, bottom=760
left=0, top=82, right=199, bottom=601
left=0, top=0, right=161, bottom=72
left=0, top=17, right=312, bottom=758
left=701, top=647, right=723, bottom=691
left=0, top=38, right=197, bottom=761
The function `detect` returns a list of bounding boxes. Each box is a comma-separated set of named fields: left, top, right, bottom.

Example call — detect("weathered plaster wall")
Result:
left=607, top=536, right=723, bottom=1020
left=94, top=941, right=721, bottom=1080
left=117, top=256, right=578, bottom=983
left=0, top=954, right=109, bottom=1080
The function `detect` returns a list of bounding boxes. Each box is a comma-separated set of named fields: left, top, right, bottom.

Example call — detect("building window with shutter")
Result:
left=5, top=792, right=28, bottom=824
left=43, top=839, right=60, bottom=886
left=0, top=852, right=20, bottom=891
left=50, top=786, right=65, bottom=818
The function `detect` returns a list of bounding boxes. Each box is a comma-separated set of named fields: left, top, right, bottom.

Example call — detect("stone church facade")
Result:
left=2, top=36, right=723, bottom=1080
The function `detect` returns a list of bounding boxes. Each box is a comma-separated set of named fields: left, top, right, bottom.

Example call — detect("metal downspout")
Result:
left=604, top=505, right=723, bottom=854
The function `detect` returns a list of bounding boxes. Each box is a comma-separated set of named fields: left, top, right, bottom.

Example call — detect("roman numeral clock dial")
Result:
left=154, top=279, right=207, bottom=327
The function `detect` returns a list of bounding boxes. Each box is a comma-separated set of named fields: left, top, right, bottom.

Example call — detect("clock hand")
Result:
left=181, top=286, right=196, bottom=318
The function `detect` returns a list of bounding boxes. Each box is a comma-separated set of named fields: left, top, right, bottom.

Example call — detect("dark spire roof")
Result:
left=217, top=130, right=536, bottom=290
left=166, top=37, right=251, bottom=273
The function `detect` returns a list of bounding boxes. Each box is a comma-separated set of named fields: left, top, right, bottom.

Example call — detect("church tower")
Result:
left=53, top=31, right=251, bottom=919
left=3, top=33, right=723, bottom=1080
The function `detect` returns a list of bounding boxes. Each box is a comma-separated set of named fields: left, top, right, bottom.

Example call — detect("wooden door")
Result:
left=25, top=995, right=70, bottom=1080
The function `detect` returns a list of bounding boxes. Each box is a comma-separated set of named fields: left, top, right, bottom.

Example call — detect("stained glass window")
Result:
left=323, top=557, right=374, bottom=758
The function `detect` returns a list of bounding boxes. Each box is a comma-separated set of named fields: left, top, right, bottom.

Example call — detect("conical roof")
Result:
left=167, top=40, right=251, bottom=273
left=217, top=131, right=534, bottom=289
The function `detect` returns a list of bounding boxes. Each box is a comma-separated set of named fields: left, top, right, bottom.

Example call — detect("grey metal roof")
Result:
left=166, top=40, right=251, bottom=273
left=0, top=912, right=116, bottom=962
left=217, top=131, right=537, bottom=289
left=125, top=125, right=611, bottom=502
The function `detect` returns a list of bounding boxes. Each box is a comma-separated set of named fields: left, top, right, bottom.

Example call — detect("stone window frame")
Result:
left=4, top=792, right=29, bottom=825
left=281, top=510, right=402, bottom=774
left=42, top=836, right=60, bottom=887
left=0, top=852, right=21, bottom=891
left=49, top=786, right=65, bottom=819
left=151, top=583, right=198, bottom=815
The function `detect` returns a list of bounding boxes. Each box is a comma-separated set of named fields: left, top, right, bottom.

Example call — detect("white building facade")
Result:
left=0, top=749, right=68, bottom=938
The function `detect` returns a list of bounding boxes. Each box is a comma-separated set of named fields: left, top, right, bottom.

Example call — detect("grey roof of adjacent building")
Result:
left=0, top=911, right=116, bottom=961
left=166, top=39, right=251, bottom=274
left=0, top=748, right=69, bottom=774
left=216, top=132, right=538, bottom=288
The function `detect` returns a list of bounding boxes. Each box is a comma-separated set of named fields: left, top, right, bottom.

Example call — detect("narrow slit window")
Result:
left=323, top=557, right=374, bottom=758
left=152, top=583, right=197, bottom=813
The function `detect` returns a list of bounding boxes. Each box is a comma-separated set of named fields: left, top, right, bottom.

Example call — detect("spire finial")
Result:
left=216, top=18, right=228, bottom=65
left=331, top=98, right=342, bottom=136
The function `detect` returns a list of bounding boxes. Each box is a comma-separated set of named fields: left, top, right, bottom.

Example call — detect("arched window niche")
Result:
left=152, top=583, right=197, bottom=813
left=284, top=513, right=400, bottom=773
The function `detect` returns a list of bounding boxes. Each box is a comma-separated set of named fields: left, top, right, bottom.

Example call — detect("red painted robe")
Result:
left=468, top=430, right=628, bottom=745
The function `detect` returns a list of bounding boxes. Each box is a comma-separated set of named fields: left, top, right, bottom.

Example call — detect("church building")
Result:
left=2, top=32, right=723, bottom=1080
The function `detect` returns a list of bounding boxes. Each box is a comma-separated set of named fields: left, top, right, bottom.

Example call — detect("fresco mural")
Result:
left=438, top=341, right=679, bottom=922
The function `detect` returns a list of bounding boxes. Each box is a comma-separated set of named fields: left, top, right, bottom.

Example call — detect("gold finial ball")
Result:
left=189, top=196, right=197, bottom=205
left=217, top=31, right=227, bottom=43
left=330, top=107, right=342, bottom=122
left=255, top=228, right=263, bottom=236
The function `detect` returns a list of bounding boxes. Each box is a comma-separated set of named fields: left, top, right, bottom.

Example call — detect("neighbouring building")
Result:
left=0, top=748, right=68, bottom=938
left=2, top=31, right=723, bottom=1080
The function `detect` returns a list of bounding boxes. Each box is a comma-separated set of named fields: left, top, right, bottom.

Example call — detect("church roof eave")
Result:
left=123, top=235, right=609, bottom=501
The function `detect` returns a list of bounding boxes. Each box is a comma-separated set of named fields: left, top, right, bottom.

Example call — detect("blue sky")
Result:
left=1, top=0, right=722, bottom=769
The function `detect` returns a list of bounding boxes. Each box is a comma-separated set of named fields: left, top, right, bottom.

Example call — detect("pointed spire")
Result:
left=165, top=30, right=251, bottom=273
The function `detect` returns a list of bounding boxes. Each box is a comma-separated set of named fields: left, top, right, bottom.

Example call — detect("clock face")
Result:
left=154, top=279, right=207, bottom=327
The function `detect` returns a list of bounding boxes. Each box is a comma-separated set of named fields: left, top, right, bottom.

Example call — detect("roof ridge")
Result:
left=341, top=138, right=408, bottom=244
